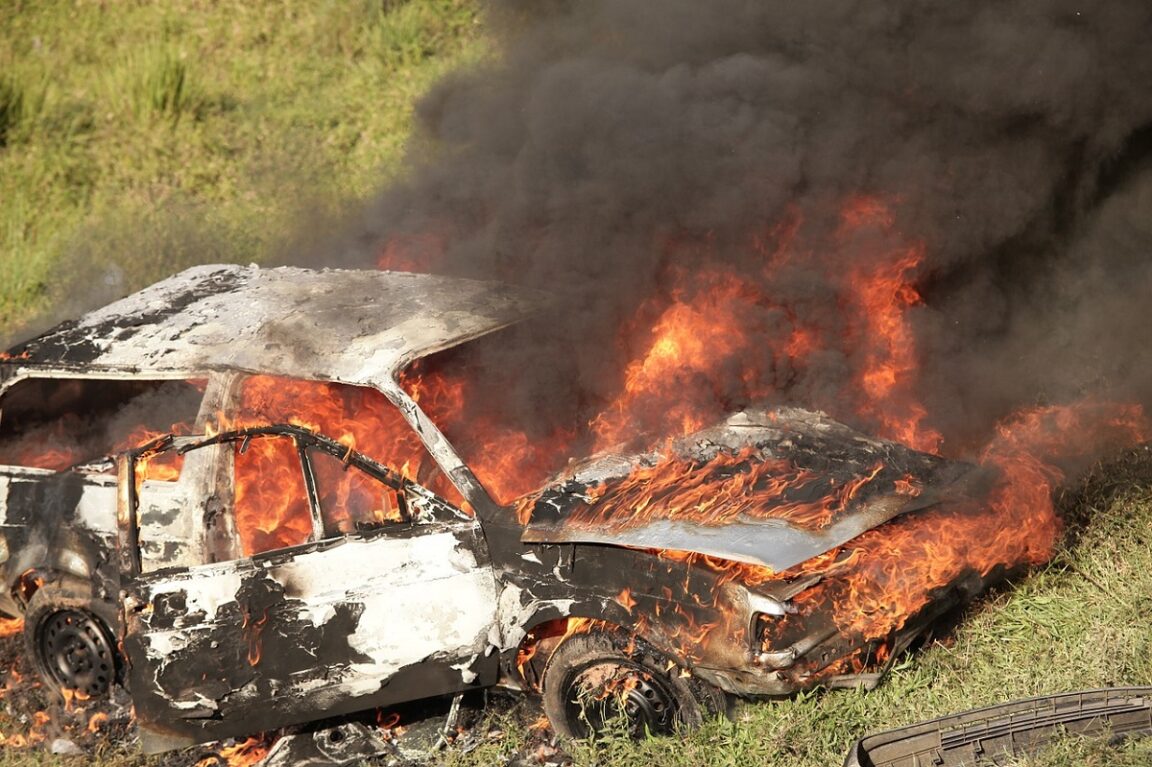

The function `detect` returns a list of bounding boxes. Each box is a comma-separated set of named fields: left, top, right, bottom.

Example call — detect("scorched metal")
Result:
left=0, top=265, right=1001, bottom=752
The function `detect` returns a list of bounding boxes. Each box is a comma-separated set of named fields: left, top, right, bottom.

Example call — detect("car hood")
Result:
left=520, top=407, right=986, bottom=573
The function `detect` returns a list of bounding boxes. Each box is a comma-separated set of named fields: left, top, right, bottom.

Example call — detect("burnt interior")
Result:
left=0, top=378, right=204, bottom=470
left=396, top=322, right=599, bottom=507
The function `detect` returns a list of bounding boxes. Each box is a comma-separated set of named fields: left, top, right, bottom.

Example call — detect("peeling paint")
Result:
left=452, top=656, right=481, bottom=684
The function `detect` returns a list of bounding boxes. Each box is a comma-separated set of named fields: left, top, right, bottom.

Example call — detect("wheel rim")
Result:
left=37, top=609, right=115, bottom=698
left=563, top=660, right=676, bottom=738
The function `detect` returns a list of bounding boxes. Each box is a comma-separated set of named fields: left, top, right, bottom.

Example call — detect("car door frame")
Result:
left=115, top=426, right=501, bottom=753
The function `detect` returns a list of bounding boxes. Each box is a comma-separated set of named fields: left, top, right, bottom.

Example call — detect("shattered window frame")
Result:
left=306, top=447, right=413, bottom=536
left=120, top=424, right=441, bottom=577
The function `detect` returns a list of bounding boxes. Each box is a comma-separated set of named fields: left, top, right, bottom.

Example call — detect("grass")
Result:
left=0, top=0, right=486, bottom=335
left=3, top=3, right=1152, bottom=767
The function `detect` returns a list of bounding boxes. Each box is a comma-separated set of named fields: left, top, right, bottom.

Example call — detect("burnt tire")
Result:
left=23, top=585, right=120, bottom=699
left=541, top=630, right=725, bottom=739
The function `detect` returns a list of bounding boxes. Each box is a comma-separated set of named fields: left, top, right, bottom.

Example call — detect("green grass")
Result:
left=0, top=0, right=485, bottom=334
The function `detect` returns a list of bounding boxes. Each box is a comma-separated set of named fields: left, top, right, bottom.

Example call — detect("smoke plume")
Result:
left=315, top=0, right=1152, bottom=463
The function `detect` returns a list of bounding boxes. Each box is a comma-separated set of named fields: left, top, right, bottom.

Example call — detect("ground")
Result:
left=2, top=2, right=1152, bottom=766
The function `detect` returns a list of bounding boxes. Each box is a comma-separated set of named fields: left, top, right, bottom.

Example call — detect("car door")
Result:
left=117, top=429, right=500, bottom=752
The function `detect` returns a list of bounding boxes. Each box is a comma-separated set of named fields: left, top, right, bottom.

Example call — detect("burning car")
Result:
left=0, top=264, right=1008, bottom=752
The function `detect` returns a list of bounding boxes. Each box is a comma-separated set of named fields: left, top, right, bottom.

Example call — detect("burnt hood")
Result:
left=520, top=408, right=986, bottom=573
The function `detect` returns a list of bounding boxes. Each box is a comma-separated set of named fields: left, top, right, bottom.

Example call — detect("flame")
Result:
left=242, top=606, right=269, bottom=666
left=515, top=616, right=605, bottom=686
left=0, top=191, right=1139, bottom=722
left=760, top=401, right=1146, bottom=661
left=215, top=375, right=466, bottom=555
left=399, top=365, right=578, bottom=504
left=87, top=712, right=109, bottom=733
left=378, top=233, right=446, bottom=273
left=382, top=197, right=952, bottom=510
left=0, top=711, right=49, bottom=748
left=130, top=424, right=187, bottom=484
left=0, top=381, right=205, bottom=472
left=60, top=687, right=91, bottom=712
left=196, top=736, right=271, bottom=767
left=384, top=196, right=1146, bottom=677
left=381, top=199, right=1152, bottom=679
left=589, top=269, right=766, bottom=450
left=0, top=617, right=22, bottom=638
left=524, top=448, right=894, bottom=531
left=376, top=709, right=408, bottom=741
left=845, top=244, right=941, bottom=453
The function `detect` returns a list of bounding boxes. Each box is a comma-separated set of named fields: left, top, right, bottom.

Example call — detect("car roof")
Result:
left=2, top=264, right=546, bottom=389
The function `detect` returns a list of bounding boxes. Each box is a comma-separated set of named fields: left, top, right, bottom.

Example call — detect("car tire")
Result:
left=23, top=584, right=120, bottom=699
left=541, top=629, right=725, bottom=739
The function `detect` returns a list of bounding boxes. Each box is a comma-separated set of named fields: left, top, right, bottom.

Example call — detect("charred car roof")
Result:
left=1, top=264, right=546, bottom=388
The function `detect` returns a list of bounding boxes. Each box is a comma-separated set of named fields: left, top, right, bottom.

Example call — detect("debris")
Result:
left=258, top=723, right=393, bottom=767
left=844, top=687, right=1152, bottom=767
left=49, top=737, right=82, bottom=755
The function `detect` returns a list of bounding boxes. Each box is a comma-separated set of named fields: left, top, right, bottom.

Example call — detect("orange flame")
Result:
left=196, top=736, right=271, bottom=767
left=764, top=401, right=1146, bottom=652
left=0, top=710, right=49, bottom=748
left=215, top=375, right=465, bottom=555
left=242, top=607, right=269, bottom=667
left=0, top=193, right=1140, bottom=705
left=525, top=448, right=893, bottom=531
left=87, top=712, right=109, bottom=733
left=0, top=617, right=22, bottom=638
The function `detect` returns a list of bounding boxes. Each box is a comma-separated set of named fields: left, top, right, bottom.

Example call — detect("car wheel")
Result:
left=23, top=585, right=120, bottom=699
left=541, top=629, right=724, bottom=739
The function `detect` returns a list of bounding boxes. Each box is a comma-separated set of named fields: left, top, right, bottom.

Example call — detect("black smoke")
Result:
left=311, top=0, right=1152, bottom=460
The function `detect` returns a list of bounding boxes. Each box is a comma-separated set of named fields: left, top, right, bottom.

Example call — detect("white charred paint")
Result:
left=451, top=655, right=481, bottom=684
left=296, top=603, right=336, bottom=629
left=495, top=582, right=576, bottom=649
left=266, top=531, right=498, bottom=679
left=0, top=475, right=9, bottom=526
left=71, top=479, right=118, bottom=533
left=2, top=265, right=546, bottom=389
left=144, top=566, right=243, bottom=623
left=143, top=628, right=191, bottom=658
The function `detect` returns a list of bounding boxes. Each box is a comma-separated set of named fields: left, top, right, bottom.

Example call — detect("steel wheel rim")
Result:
left=564, top=660, right=676, bottom=737
left=38, top=609, right=114, bottom=698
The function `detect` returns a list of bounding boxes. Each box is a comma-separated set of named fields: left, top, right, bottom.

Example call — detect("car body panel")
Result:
left=521, top=408, right=982, bottom=572
left=117, top=427, right=501, bottom=751
left=1, top=264, right=547, bottom=389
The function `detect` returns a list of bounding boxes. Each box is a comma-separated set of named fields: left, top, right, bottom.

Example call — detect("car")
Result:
left=0, top=264, right=991, bottom=753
